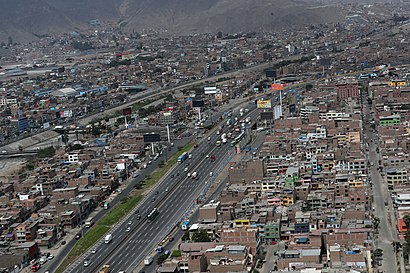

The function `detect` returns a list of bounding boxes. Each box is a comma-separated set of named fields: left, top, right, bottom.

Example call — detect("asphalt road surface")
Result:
left=362, top=88, right=398, bottom=273
left=65, top=105, right=259, bottom=273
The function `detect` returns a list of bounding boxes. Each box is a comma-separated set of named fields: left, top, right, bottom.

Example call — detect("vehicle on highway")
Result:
left=210, top=155, right=216, bottom=162
left=128, top=221, right=133, bottom=225
left=105, top=234, right=112, bottom=244
left=147, top=208, right=159, bottom=222
left=191, top=172, right=198, bottom=179
left=85, top=217, right=94, bottom=228
left=187, top=172, right=191, bottom=177
left=92, top=248, right=97, bottom=254
left=216, top=140, right=221, bottom=146
left=126, top=226, right=131, bottom=232
left=178, top=152, right=189, bottom=163
left=208, top=136, right=211, bottom=141
left=144, top=256, right=153, bottom=265
left=75, top=232, right=82, bottom=240
left=210, top=172, right=213, bottom=177
left=188, top=153, right=192, bottom=159
left=103, top=201, right=110, bottom=210
left=184, top=167, right=188, bottom=172
left=84, top=259, right=91, bottom=267
left=137, top=214, right=141, bottom=220
left=31, top=262, right=40, bottom=272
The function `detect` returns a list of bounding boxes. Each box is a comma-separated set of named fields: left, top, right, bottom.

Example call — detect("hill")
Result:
left=0, top=0, right=347, bottom=43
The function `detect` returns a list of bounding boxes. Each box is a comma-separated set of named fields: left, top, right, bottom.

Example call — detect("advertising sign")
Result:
left=260, top=112, right=274, bottom=120
left=271, top=83, right=285, bottom=91
left=274, top=105, right=283, bottom=120
left=122, top=107, right=132, bottom=116
left=143, top=133, right=161, bottom=143
left=204, top=87, right=218, bottom=94
left=257, top=100, right=272, bottom=109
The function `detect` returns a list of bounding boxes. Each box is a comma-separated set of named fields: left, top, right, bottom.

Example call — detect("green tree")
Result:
left=182, top=231, right=190, bottom=241
left=192, top=230, right=211, bottom=242
left=305, top=83, right=313, bottom=91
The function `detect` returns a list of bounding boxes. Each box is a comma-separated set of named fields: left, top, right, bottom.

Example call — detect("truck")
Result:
left=100, top=264, right=110, bottom=273
left=103, top=201, right=110, bottom=210
left=105, top=234, right=112, bottom=244
left=144, top=256, right=153, bottom=266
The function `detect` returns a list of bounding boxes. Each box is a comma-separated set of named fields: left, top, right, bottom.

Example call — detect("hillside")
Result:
left=0, top=0, right=348, bottom=44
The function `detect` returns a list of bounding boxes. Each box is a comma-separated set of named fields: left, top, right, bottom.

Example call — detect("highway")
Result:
left=65, top=103, right=260, bottom=273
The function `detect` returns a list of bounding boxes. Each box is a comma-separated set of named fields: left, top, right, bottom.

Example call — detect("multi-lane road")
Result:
left=63, top=102, right=259, bottom=273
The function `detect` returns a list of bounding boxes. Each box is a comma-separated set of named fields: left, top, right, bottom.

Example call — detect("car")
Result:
left=210, top=172, right=213, bottom=177
left=165, top=188, right=169, bottom=192
left=91, top=248, right=97, bottom=254
left=152, top=198, right=155, bottom=202
left=184, top=167, right=188, bottom=172
left=171, top=174, right=175, bottom=178
left=83, top=259, right=91, bottom=267
left=137, top=215, right=141, bottom=220
left=126, top=227, right=131, bottom=232
left=128, top=221, right=133, bottom=225
left=47, top=254, right=54, bottom=260
left=61, top=240, right=66, bottom=245
left=187, top=173, right=191, bottom=177
left=155, top=191, right=159, bottom=195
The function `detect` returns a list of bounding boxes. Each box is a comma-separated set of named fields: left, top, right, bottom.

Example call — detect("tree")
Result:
left=182, top=231, right=190, bottom=241
left=192, top=230, right=211, bottom=242
left=305, top=83, right=313, bottom=91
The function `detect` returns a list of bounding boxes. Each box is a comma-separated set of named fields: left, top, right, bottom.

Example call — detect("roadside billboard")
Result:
left=204, top=87, right=218, bottom=94
left=260, top=112, right=274, bottom=120
left=257, top=100, right=272, bottom=109
left=271, top=83, right=285, bottom=91
left=274, top=105, right=282, bottom=120
left=122, top=107, right=132, bottom=116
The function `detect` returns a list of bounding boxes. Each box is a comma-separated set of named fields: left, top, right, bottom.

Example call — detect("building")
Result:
left=336, top=83, right=360, bottom=101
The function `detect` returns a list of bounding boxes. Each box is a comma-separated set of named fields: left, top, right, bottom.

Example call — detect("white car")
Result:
left=184, top=167, right=188, bottom=172
left=187, top=173, right=191, bottom=177
left=126, top=227, right=131, bottom=232
left=91, top=248, right=97, bottom=254
left=210, top=172, right=213, bottom=177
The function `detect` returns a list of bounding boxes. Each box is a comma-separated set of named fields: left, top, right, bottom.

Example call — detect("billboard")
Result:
left=265, top=70, right=277, bottom=78
left=192, top=100, right=205, bottom=108
left=204, top=87, right=218, bottom=94
left=274, top=105, right=283, bottom=120
left=271, top=83, right=285, bottom=91
left=143, top=133, right=161, bottom=143
left=257, top=100, right=272, bottom=109
left=43, top=122, right=50, bottom=129
left=260, top=112, right=274, bottom=120
left=122, top=107, right=132, bottom=116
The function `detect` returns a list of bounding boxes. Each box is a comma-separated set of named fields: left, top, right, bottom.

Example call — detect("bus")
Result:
left=147, top=208, right=159, bottom=222
left=178, top=152, right=189, bottom=163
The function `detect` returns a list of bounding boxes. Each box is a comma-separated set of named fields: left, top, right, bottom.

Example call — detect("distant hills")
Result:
left=0, top=0, right=348, bottom=44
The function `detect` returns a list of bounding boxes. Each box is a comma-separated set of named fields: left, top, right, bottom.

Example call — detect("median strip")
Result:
left=55, top=143, right=193, bottom=273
